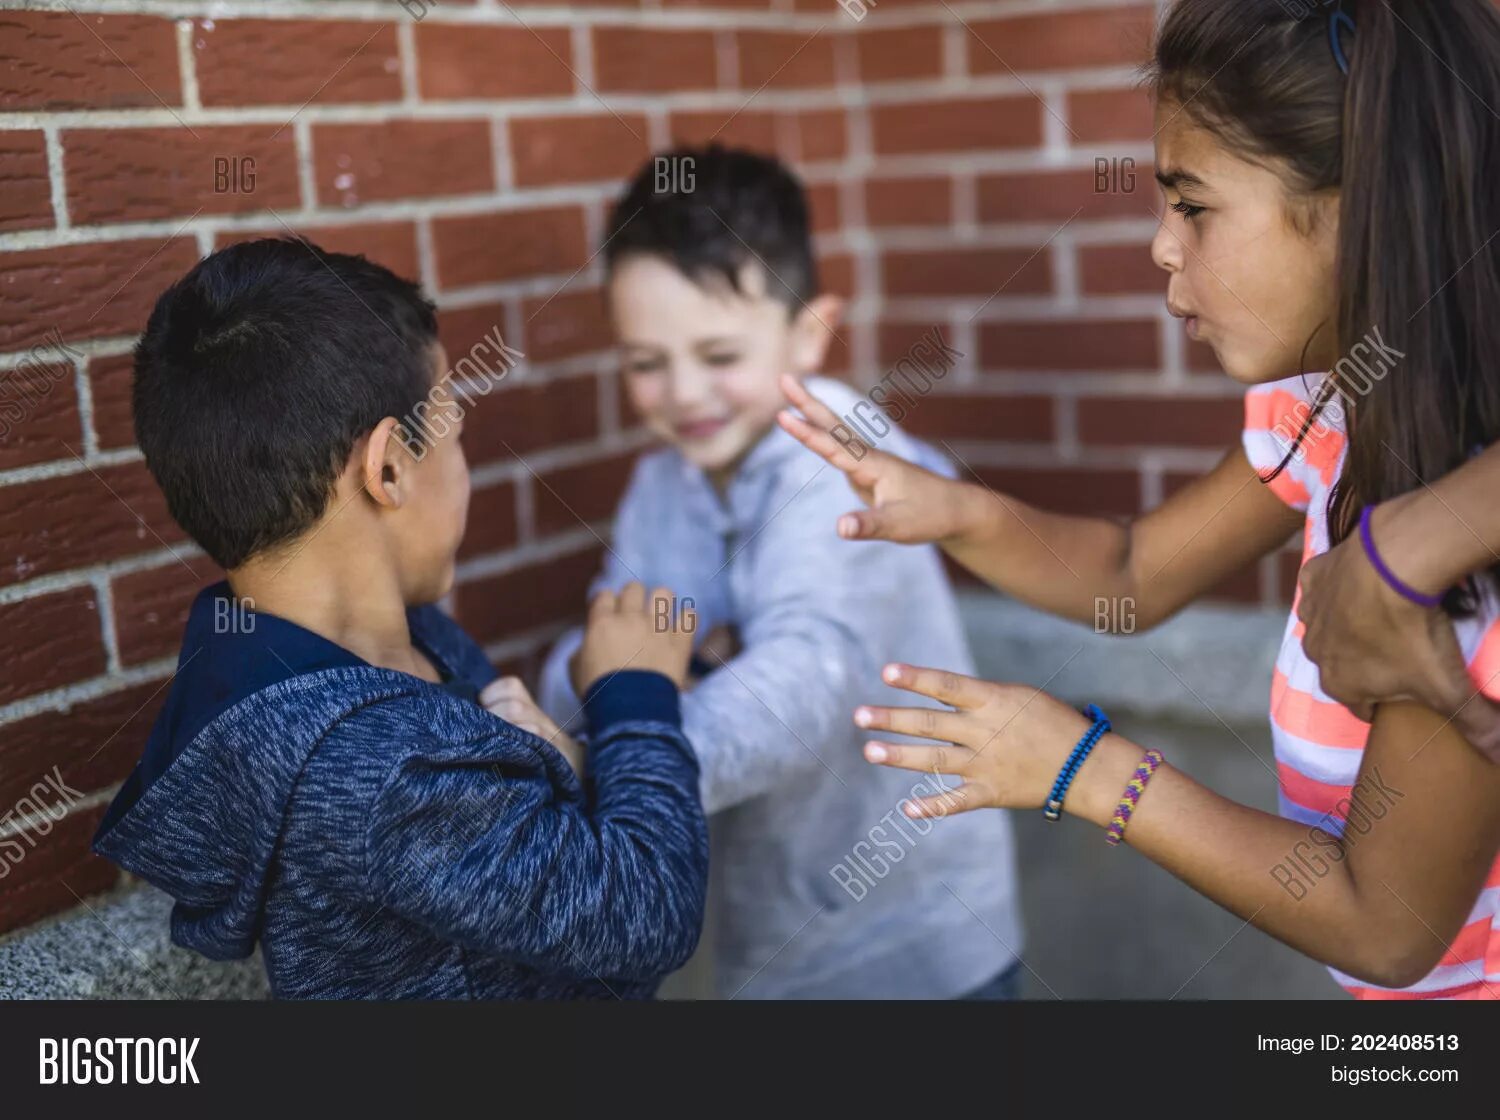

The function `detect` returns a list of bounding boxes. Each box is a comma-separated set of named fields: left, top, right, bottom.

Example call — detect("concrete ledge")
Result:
left=959, top=591, right=1288, bottom=728
left=0, top=883, right=267, bottom=1000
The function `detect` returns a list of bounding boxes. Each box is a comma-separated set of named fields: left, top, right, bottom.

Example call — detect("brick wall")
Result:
left=0, top=0, right=1281, bottom=937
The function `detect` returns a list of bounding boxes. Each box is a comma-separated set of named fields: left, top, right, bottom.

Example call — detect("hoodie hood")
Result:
left=92, top=585, right=491, bottom=960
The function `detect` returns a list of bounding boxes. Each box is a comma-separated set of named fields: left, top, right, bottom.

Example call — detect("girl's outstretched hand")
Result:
left=854, top=664, right=1094, bottom=818
left=777, top=374, right=970, bottom=544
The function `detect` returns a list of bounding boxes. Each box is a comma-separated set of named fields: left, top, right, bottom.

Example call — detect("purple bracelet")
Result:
left=1358, top=506, right=1444, bottom=609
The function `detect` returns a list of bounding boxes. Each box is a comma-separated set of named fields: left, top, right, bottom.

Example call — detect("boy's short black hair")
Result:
left=603, top=144, right=817, bottom=310
left=133, top=238, right=438, bottom=569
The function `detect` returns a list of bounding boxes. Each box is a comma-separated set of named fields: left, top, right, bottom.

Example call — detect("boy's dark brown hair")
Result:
left=603, top=143, right=818, bottom=311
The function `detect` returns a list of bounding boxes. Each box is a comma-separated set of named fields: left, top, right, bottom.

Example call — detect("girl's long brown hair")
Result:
left=1148, top=0, right=1500, bottom=615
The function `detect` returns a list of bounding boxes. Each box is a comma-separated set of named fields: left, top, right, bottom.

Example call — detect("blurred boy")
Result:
left=534, top=147, right=1027, bottom=999
left=93, top=240, right=707, bottom=999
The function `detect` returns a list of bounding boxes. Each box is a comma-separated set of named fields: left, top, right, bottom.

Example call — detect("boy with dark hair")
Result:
left=532, top=146, right=1028, bottom=999
left=94, top=238, right=708, bottom=999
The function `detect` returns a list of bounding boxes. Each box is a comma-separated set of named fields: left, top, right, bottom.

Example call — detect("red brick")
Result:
left=823, top=331, right=850, bottom=377
left=0, top=679, right=170, bottom=811
left=593, top=28, right=719, bottom=93
left=460, top=376, right=600, bottom=466
left=979, top=319, right=1160, bottom=373
left=1070, top=87, right=1155, bottom=143
left=858, top=24, right=943, bottom=82
left=669, top=109, right=779, bottom=154
left=795, top=0, right=934, bottom=7
left=0, top=238, right=199, bottom=352
left=432, top=206, right=589, bottom=290
left=0, top=11, right=180, bottom=111
left=900, top=394, right=1054, bottom=444
left=0, top=461, right=192, bottom=590
left=883, top=247, right=1052, bottom=298
left=879, top=321, right=957, bottom=365
left=0, top=588, right=105, bottom=704
left=193, top=19, right=402, bottom=107
left=415, top=25, right=574, bottom=100
left=872, top=96, right=1041, bottom=155
left=85, top=353, right=135, bottom=452
left=457, top=481, right=520, bottom=560
left=0, top=363, right=81, bottom=470
left=1078, top=243, right=1163, bottom=295
left=509, top=113, right=650, bottom=188
left=967, top=7, right=1155, bottom=74
left=534, top=451, right=639, bottom=536
left=819, top=252, right=855, bottom=299
left=520, top=289, right=612, bottom=362
left=0, top=804, right=120, bottom=937
left=0, top=131, right=53, bottom=231
left=971, top=465, right=1141, bottom=519
left=215, top=221, right=422, bottom=282
left=454, top=545, right=602, bottom=644
left=807, top=181, right=840, bottom=234
left=438, top=304, right=516, bottom=368
left=797, top=108, right=848, bottom=162
left=111, top=562, right=221, bottom=667
left=866, top=176, right=951, bottom=228
left=737, top=30, right=837, bottom=90
left=978, top=167, right=1154, bottom=224
left=64, top=126, right=299, bottom=225
left=1077, top=396, right=1241, bottom=449
left=314, top=120, right=493, bottom=207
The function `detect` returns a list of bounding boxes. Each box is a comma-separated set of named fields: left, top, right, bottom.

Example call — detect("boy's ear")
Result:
left=789, top=294, right=844, bottom=374
left=360, top=416, right=408, bottom=510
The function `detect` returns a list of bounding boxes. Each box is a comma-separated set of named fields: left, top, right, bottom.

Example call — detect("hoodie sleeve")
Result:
left=363, top=672, right=708, bottom=983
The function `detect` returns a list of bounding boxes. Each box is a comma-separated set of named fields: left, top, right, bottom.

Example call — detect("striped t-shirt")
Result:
left=1244, top=375, right=1500, bottom=1000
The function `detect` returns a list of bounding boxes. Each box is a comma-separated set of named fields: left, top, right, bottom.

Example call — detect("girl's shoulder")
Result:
left=1241, top=373, right=1344, bottom=515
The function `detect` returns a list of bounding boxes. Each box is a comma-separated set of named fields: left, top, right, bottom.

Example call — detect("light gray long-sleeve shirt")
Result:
left=539, top=376, right=1023, bottom=999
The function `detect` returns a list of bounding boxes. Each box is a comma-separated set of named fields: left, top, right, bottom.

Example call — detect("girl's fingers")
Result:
left=879, top=663, right=992, bottom=711
left=862, top=739, right=972, bottom=775
left=780, top=373, right=848, bottom=434
left=776, top=406, right=867, bottom=477
left=902, top=782, right=982, bottom=820
left=855, top=703, right=972, bottom=745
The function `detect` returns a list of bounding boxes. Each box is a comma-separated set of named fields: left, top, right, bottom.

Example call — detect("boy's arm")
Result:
left=364, top=671, right=708, bottom=983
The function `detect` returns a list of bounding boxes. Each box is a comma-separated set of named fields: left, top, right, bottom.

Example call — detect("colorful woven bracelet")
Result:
left=1358, top=505, right=1444, bottom=609
left=1105, top=748, right=1165, bottom=847
left=1043, top=704, right=1110, bottom=822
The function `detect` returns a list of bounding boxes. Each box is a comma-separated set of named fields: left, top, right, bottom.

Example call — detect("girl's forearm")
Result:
left=1065, top=735, right=1432, bottom=987
left=941, top=482, right=1141, bottom=628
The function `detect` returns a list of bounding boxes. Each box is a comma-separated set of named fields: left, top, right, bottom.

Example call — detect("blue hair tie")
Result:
left=1329, top=5, right=1355, bottom=75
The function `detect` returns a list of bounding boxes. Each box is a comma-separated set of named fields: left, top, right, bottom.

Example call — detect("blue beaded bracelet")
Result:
left=1043, top=704, right=1111, bottom=822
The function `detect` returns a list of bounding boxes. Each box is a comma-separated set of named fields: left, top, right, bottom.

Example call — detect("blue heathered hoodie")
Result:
left=93, top=584, right=709, bottom=999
